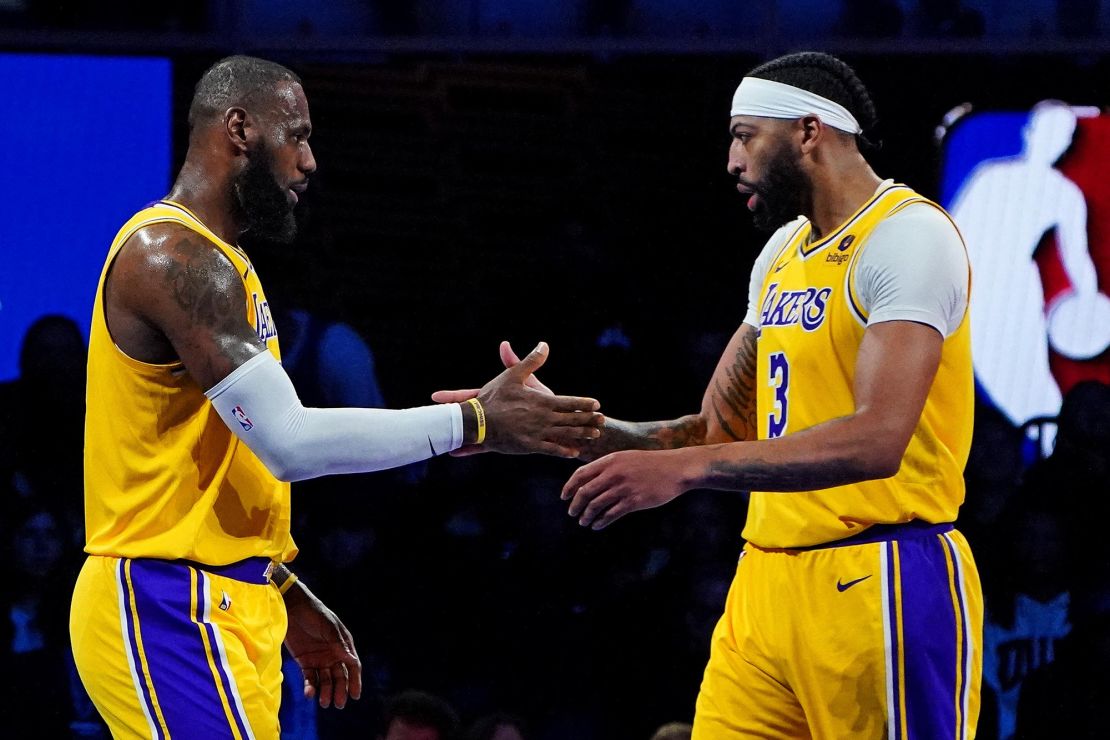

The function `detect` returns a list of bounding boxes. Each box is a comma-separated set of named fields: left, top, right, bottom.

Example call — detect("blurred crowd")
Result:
left=1, top=301, right=1107, bottom=739
left=0, top=0, right=1103, bottom=42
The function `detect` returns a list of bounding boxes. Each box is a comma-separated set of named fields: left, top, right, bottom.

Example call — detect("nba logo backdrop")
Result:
left=940, top=101, right=1110, bottom=435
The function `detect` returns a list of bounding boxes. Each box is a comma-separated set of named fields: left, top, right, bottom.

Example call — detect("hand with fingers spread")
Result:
left=283, top=579, right=362, bottom=710
left=561, top=448, right=691, bottom=529
left=431, top=340, right=555, bottom=404
left=432, top=341, right=604, bottom=458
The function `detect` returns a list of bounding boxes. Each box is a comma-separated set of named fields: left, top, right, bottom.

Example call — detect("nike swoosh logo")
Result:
left=837, top=575, right=872, bottom=592
left=427, top=436, right=438, bottom=456
left=773, top=262, right=787, bottom=273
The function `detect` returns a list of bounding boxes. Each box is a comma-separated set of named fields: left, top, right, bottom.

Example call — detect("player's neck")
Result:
left=165, top=160, right=244, bottom=245
left=806, top=159, right=883, bottom=240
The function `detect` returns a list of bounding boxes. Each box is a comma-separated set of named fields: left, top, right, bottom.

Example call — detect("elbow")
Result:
left=258, top=450, right=305, bottom=483
left=264, top=460, right=297, bottom=483
left=858, top=443, right=905, bottom=480
left=867, top=454, right=903, bottom=480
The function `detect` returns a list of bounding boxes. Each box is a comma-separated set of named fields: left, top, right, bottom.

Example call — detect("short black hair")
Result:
left=745, top=51, right=879, bottom=150
left=187, top=55, right=302, bottom=131
left=384, top=689, right=461, bottom=739
left=19, top=313, right=85, bottom=376
left=462, top=712, right=527, bottom=740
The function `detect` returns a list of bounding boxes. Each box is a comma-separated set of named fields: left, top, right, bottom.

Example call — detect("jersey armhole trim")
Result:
left=103, top=216, right=243, bottom=374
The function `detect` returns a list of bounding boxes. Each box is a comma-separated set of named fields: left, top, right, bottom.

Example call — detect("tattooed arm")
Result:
left=106, top=225, right=602, bottom=463
left=581, top=322, right=760, bottom=460
left=104, top=224, right=264, bottom=389
left=562, top=321, right=944, bottom=529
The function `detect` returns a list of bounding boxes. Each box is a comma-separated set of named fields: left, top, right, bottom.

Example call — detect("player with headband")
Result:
left=527, top=51, right=982, bottom=737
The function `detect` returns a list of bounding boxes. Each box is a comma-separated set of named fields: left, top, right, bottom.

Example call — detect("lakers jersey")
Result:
left=742, top=184, right=974, bottom=548
left=84, top=200, right=297, bottom=565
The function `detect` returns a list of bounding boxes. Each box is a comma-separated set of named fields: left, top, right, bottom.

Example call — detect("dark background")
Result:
left=3, top=2, right=1110, bottom=739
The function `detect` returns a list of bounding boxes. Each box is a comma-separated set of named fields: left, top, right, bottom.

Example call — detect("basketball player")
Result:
left=492, top=52, right=982, bottom=737
left=70, top=55, right=603, bottom=739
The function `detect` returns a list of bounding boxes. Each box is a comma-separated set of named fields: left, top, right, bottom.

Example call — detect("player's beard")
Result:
left=750, top=141, right=812, bottom=233
left=234, top=141, right=297, bottom=244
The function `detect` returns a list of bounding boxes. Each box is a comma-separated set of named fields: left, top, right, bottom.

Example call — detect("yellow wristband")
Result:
left=466, top=397, right=486, bottom=444
left=277, top=572, right=299, bottom=595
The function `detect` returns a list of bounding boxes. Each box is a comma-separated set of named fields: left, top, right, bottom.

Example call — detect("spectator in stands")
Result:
left=462, top=712, right=527, bottom=740
left=960, top=399, right=1026, bottom=555
left=997, top=380, right=1110, bottom=735
left=0, top=500, right=102, bottom=736
left=650, top=722, right=693, bottom=740
left=0, top=314, right=87, bottom=545
left=381, top=689, right=461, bottom=740
left=979, top=488, right=1072, bottom=740
left=1014, top=579, right=1110, bottom=736
left=1047, top=380, right=1110, bottom=487
left=1022, top=381, right=1110, bottom=583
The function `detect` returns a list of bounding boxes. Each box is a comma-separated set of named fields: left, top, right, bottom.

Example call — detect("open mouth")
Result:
left=736, top=184, right=759, bottom=211
left=288, top=182, right=308, bottom=204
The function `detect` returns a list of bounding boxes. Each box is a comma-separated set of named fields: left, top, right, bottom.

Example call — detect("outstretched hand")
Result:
left=432, top=341, right=603, bottom=458
left=561, top=448, right=690, bottom=529
left=431, top=341, right=552, bottom=404
left=283, top=583, right=362, bottom=709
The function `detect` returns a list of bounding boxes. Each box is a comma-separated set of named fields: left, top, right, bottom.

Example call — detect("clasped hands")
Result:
left=432, top=341, right=685, bottom=531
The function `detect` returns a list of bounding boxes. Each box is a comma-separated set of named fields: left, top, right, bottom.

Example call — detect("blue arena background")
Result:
left=939, top=110, right=1026, bottom=208
left=0, top=53, right=171, bottom=380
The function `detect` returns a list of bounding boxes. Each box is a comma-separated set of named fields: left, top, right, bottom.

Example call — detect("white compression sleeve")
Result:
left=205, top=351, right=464, bottom=482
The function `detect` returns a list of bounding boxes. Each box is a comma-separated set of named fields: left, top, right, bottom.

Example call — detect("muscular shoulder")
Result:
left=111, top=222, right=246, bottom=324
left=115, top=223, right=240, bottom=293
left=106, top=221, right=263, bottom=385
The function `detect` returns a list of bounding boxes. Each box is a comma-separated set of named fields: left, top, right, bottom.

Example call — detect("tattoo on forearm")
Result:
left=712, top=329, right=759, bottom=441
left=657, top=415, right=706, bottom=448
left=583, top=415, right=706, bottom=460
left=705, top=457, right=862, bottom=492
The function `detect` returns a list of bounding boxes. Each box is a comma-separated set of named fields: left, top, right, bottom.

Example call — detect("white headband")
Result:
left=731, top=77, right=862, bottom=135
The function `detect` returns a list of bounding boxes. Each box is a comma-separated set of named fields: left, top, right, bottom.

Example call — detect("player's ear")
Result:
left=798, top=115, right=822, bottom=153
left=224, top=106, right=249, bottom=153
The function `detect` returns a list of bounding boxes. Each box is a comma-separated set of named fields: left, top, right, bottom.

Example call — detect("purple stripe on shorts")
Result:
left=941, top=534, right=970, bottom=740
left=895, top=535, right=961, bottom=739
left=127, top=559, right=237, bottom=738
left=195, top=571, right=253, bottom=740
left=885, top=543, right=903, bottom=740
left=118, top=561, right=165, bottom=740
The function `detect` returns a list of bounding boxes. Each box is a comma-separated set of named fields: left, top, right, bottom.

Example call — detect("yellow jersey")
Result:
left=84, top=200, right=296, bottom=565
left=742, top=184, right=974, bottom=548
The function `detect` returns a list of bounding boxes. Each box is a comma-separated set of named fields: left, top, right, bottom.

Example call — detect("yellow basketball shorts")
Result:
left=70, top=555, right=288, bottom=740
left=694, top=523, right=983, bottom=739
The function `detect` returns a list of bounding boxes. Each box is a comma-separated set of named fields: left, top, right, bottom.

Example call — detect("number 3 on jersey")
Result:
left=768, top=352, right=789, bottom=438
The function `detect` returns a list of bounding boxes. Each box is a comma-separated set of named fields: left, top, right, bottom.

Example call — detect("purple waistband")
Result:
left=772, top=520, right=956, bottom=552
left=172, top=557, right=275, bottom=585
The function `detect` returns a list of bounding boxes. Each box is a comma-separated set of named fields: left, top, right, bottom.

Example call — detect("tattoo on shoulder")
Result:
left=163, top=239, right=243, bottom=332
left=712, top=328, right=758, bottom=441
